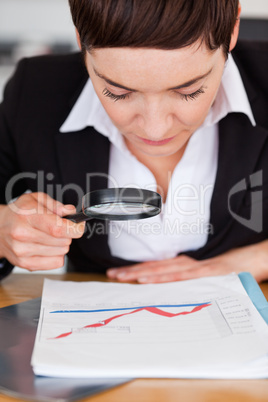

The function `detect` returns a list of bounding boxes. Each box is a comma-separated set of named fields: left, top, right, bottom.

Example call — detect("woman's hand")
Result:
left=107, top=241, right=268, bottom=283
left=0, top=192, right=85, bottom=271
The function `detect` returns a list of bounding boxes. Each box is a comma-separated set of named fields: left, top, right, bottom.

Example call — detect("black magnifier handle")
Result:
left=63, top=212, right=88, bottom=223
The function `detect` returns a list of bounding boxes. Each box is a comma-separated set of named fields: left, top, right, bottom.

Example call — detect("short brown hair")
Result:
left=68, top=0, right=239, bottom=56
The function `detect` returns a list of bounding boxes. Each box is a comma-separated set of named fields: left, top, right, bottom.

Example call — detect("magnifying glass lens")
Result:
left=64, top=188, right=162, bottom=223
left=86, top=202, right=156, bottom=216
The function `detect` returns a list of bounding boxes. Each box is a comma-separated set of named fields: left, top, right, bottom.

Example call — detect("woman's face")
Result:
left=84, top=43, right=226, bottom=159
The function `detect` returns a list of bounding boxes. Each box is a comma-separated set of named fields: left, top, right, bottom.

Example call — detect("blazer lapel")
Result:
left=188, top=112, right=268, bottom=259
left=54, top=126, right=118, bottom=268
left=212, top=113, right=268, bottom=230
left=55, top=127, right=110, bottom=208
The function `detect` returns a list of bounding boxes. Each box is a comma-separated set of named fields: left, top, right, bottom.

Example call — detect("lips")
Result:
left=138, top=136, right=175, bottom=146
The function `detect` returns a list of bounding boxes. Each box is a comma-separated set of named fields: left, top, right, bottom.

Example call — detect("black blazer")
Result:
left=0, top=40, right=268, bottom=275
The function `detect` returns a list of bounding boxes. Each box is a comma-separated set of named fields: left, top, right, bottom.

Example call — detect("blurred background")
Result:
left=0, top=0, right=267, bottom=273
left=0, top=0, right=78, bottom=101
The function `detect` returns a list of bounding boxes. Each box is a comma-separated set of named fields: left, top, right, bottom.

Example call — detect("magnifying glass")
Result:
left=63, top=188, right=162, bottom=223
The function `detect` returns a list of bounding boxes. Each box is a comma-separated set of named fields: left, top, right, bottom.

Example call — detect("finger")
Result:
left=107, top=256, right=197, bottom=281
left=107, top=255, right=196, bottom=276
left=17, top=256, right=67, bottom=271
left=107, top=259, right=175, bottom=278
left=114, top=264, right=180, bottom=282
left=1, top=241, right=67, bottom=270
left=137, top=264, right=227, bottom=284
left=28, top=213, right=85, bottom=239
left=11, top=241, right=70, bottom=259
left=31, top=193, right=76, bottom=216
left=107, top=263, right=149, bottom=278
left=10, top=193, right=77, bottom=221
left=9, top=224, right=73, bottom=247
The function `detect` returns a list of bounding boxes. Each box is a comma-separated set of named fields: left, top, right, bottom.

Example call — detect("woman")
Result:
left=0, top=0, right=268, bottom=283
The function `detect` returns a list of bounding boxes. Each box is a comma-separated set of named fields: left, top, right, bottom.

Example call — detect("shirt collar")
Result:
left=60, top=53, right=256, bottom=136
left=203, top=54, right=256, bottom=127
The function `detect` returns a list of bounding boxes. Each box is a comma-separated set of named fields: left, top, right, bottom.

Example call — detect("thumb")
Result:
left=31, top=193, right=77, bottom=217
left=58, top=204, right=77, bottom=217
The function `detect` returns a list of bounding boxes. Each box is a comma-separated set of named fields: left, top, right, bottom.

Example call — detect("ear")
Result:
left=75, top=28, right=82, bottom=50
left=229, top=2, right=242, bottom=52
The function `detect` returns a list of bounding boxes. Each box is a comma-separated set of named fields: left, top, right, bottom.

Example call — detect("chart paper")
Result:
left=31, top=274, right=268, bottom=379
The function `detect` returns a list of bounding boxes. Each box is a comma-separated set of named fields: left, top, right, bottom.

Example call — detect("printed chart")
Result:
left=38, top=296, right=249, bottom=345
left=49, top=302, right=211, bottom=340
left=31, top=276, right=268, bottom=378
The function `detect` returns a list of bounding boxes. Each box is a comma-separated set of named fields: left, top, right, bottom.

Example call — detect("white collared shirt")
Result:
left=60, top=55, right=256, bottom=261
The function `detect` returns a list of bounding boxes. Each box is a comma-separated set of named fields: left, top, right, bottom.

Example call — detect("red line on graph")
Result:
left=50, top=303, right=211, bottom=340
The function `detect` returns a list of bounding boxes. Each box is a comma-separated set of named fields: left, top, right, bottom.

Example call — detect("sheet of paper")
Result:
left=31, top=273, right=268, bottom=379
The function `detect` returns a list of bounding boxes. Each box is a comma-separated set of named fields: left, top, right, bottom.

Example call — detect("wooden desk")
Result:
left=1, top=273, right=268, bottom=402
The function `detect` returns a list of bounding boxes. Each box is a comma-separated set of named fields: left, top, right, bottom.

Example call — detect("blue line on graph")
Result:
left=50, top=303, right=211, bottom=314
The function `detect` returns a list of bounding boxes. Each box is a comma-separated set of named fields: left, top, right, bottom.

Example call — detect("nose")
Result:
left=137, top=97, right=174, bottom=140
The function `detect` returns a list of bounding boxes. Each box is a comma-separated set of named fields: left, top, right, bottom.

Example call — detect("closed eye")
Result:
left=102, top=86, right=206, bottom=102
left=178, top=87, right=206, bottom=101
left=102, top=88, right=130, bottom=102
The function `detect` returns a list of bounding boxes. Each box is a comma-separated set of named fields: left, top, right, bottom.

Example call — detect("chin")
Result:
left=137, top=145, right=180, bottom=158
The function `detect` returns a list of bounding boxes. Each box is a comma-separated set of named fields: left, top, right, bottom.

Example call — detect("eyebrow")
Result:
left=93, top=67, right=212, bottom=92
left=170, top=69, right=213, bottom=90
left=94, top=68, right=137, bottom=91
